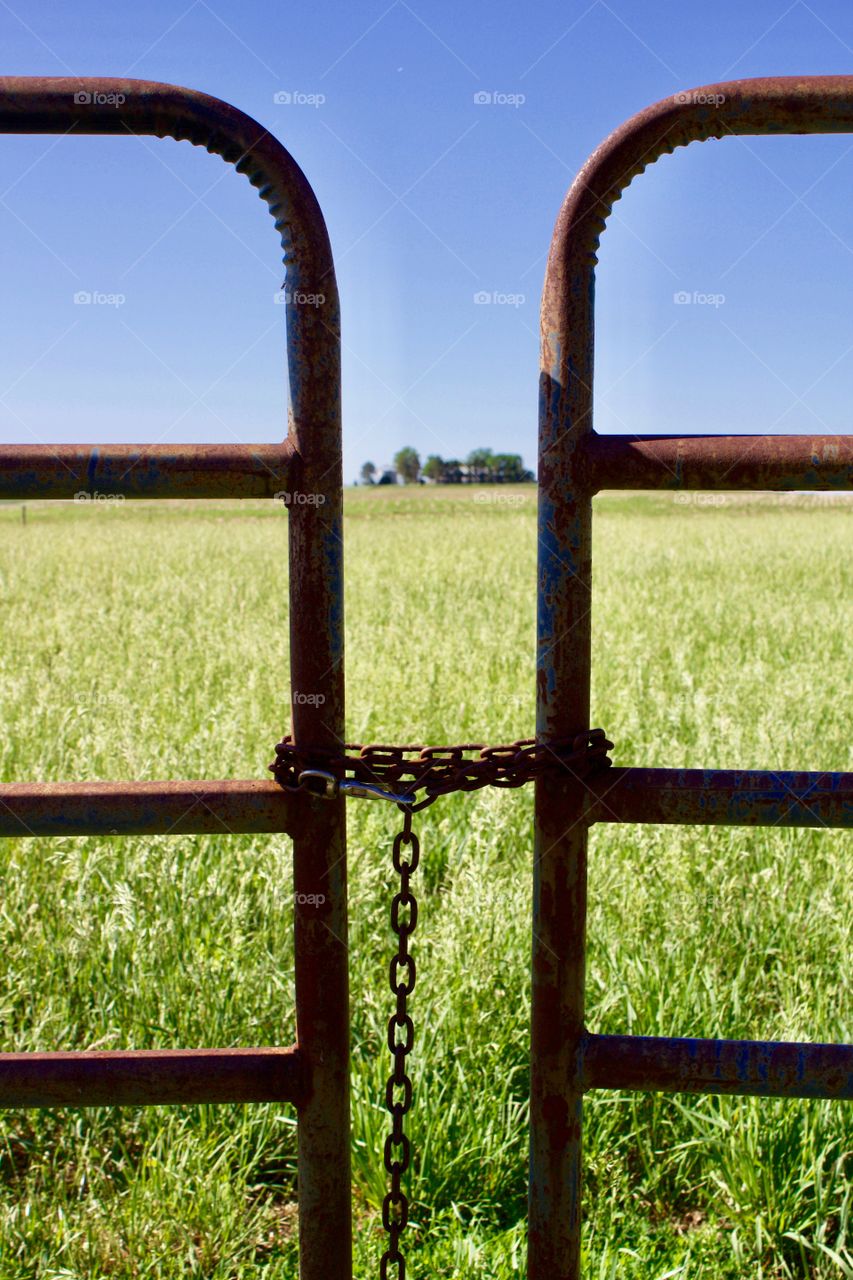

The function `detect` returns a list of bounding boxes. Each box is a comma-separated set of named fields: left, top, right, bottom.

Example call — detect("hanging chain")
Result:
left=270, top=729, right=613, bottom=1276
left=380, top=804, right=419, bottom=1280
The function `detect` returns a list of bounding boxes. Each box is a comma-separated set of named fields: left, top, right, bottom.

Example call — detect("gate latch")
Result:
left=297, top=769, right=416, bottom=807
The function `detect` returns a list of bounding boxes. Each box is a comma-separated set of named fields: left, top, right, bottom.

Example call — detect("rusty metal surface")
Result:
left=584, top=1034, right=853, bottom=1100
left=291, top=801, right=350, bottom=1278
left=584, top=768, right=853, bottom=828
left=0, top=779, right=297, bottom=837
left=0, top=443, right=295, bottom=499
left=582, top=433, right=853, bottom=492
left=0, top=76, right=350, bottom=1279
left=0, top=1047, right=307, bottom=1108
left=545, top=77, right=853, bottom=315
left=534, top=76, right=853, bottom=1280
left=271, top=731, right=613, bottom=809
left=0, top=77, right=336, bottom=288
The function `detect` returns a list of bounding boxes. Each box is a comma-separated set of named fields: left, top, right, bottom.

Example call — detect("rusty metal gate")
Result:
left=0, top=75, right=351, bottom=1279
left=0, top=73, right=851, bottom=1280
left=532, top=75, right=853, bottom=1280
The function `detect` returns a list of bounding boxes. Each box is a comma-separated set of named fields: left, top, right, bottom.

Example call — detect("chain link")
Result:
left=270, top=729, right=612, bottom=809
left=380, top=804, right=419, bottom=1279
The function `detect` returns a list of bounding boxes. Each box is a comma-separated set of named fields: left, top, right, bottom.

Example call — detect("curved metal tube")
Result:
left=0, top=77, right=340, bottom=458
left=543, top=75, right=853, bottom=390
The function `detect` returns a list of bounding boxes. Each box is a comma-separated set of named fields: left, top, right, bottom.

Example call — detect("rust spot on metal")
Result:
left=584, top=768, right=853, bottom=829
left=541, top=1092, right=575, bottom=1150
left=0, top=1047, right=309, bottom=1108
left=0, top=443, right=297, bottom=499
left=0, top=779, right=297, bottom=837
left=582, top=433, right=853, bottom=493
left=583, top=1034, right=853, bottom=1100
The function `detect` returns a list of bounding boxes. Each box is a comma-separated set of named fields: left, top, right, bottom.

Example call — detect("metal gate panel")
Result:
left=532, top=75, right=853, bottom=1280
left=0, top=77, right=349, bottom=1280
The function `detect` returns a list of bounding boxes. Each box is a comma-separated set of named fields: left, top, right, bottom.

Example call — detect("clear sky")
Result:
left=2, top=0, right=853, bottom=482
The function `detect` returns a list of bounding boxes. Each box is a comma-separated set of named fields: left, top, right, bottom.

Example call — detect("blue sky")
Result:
left=2, top=0, right=853, bottom=482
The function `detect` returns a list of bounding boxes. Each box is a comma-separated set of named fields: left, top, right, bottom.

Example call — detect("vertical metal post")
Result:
left=287, top=275, right=351, bottom=1277
left=530, top=207, right=595, bottom=1279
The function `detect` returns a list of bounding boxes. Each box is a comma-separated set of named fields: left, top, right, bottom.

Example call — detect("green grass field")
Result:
left=0, top=487, right=850, bottom=1278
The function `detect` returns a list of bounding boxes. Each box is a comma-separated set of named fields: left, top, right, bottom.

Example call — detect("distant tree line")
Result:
left=424, top=448, right=533, bottom=484
left=359, top=447, right=533, bottom=486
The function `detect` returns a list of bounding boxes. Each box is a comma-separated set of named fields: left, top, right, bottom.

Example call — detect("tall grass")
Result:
left=0, top=488, right=850, bottom=1277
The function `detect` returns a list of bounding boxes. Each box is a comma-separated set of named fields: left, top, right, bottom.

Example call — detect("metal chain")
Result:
left=269, top=728, right=613, bottom=1277
left=380, top=804, right=419, bottom=1280
left=270, top=729, right=613, bottom=809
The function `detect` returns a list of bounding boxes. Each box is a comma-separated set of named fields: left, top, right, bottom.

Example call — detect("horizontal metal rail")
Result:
left=0, top=443, right=295, bottom=500
left=2, top=771, right=849, bottom=837
left=582, top=433, right=853, bottom=492
left=0, top=1047, right=306, bottom=1107
left=584, top=1034, right=853, bottom=1100
left=0, top=780, right=296, bottom=837
left=585, top=768, right=853, bottom=828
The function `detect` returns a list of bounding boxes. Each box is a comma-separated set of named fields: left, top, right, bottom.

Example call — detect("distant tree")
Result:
left=360, top=460, right=377, bottom=485
left=466, top=447, right=494, bottom=471
left=492, top=453, right=529, bottom=482
left=422, top=454, right=444, bottom=482
left=394, top=446, right=421, bottom=484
